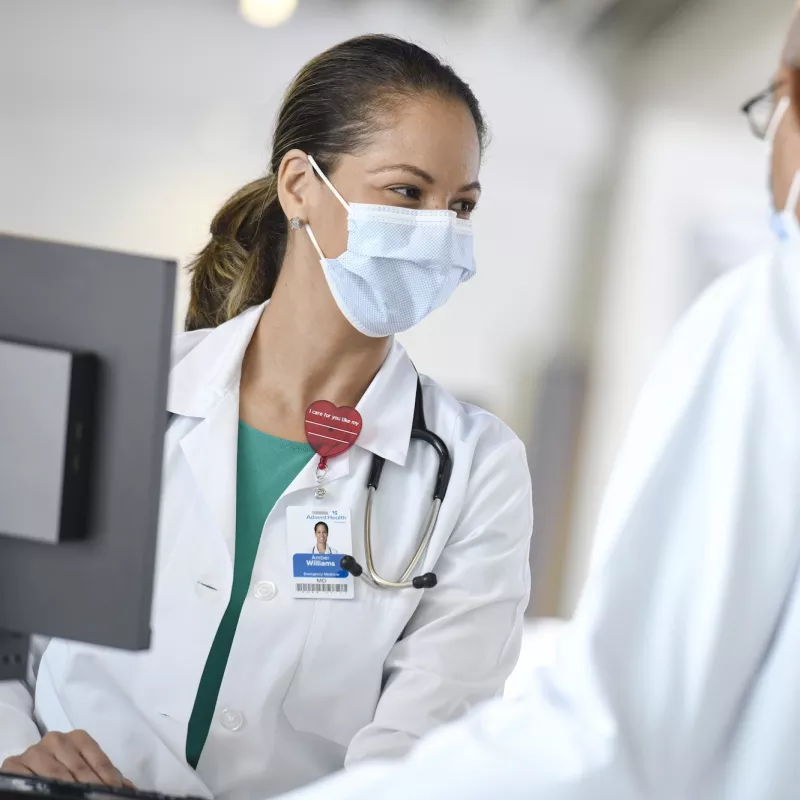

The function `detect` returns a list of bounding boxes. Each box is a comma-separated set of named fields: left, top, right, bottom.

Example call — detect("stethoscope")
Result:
left=340, top=378, right=453, bottom=591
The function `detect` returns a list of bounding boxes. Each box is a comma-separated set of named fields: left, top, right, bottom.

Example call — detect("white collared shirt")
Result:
left=0, top=302, right=533, bottom=800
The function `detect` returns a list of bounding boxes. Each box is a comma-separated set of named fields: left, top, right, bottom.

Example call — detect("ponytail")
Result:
left=184, top=174, right=287, bottom=331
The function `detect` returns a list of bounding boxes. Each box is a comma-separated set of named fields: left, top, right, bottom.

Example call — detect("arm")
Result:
left=345, top=438, right=533, bottom=763
left=0, top=638, right=129, bottom=787
left=283, top=262, right=800, bottom=799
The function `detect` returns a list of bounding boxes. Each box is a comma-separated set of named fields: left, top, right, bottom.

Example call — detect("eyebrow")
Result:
left=369, top=163, right=481, bottom=193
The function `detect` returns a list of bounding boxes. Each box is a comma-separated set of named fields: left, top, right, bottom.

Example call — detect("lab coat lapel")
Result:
left=179, top=389, right=240, bottom=560
left=166, top=302, right=417, bottom=555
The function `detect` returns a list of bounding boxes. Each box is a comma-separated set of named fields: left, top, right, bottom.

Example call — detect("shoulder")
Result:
left=593, top=250, right=800, bottom=564
left=420, top=374, right=522, bottom=447
left=418, top=374, right=529, bottom=481
left=635, top=251, right=798, bottom=418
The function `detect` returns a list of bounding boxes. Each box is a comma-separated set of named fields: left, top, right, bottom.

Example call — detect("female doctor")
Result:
left=0, top=34, right=533, bottom=800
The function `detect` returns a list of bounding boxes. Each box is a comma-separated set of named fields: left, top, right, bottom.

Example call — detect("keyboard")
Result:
left=0, top=774, right=205, bottom=800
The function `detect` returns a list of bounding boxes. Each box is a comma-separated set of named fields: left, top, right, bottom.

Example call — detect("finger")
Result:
left=68, top=731, right=124, bottom=788
left=1, top=757, right=35, bottom=777
left=42, top=733, right=107, bottom=786
left=16, top=748, right=76, bottom=783
left=122, top=779, right=137, bottom=790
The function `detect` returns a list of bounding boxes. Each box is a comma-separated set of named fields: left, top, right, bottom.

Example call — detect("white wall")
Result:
left=0, top=0, right=614, bottom=436
left=559, top=0, right=791, bottom=612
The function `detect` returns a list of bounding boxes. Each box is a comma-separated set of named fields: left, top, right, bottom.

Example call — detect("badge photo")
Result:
left=287, top=506, right=354, bottom=600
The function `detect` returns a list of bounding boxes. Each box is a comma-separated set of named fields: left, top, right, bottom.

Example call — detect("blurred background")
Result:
left=0, top=0, right=790, bottom=632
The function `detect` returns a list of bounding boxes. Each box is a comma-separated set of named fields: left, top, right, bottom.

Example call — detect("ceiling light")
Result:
left=239, top=0, right=299, bottom=29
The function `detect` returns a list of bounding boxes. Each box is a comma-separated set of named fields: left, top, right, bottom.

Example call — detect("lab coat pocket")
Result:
left=281, top=591, right=408, bottom=748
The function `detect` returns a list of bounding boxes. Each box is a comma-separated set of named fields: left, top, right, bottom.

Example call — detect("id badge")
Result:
left=288, top=506, right=354, bottom=600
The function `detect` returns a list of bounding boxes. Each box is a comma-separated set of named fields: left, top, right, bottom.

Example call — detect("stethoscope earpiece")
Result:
left=412, top=573, right=438, bottom=590
left=340, top=554, right=437, bottom=591
left=340, top=555, right=363, bottom=578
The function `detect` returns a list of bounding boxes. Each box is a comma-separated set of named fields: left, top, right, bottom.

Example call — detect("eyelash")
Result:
left=391, top=186, right=422, bottom=201
left=390, top=186, right=477, bottom=214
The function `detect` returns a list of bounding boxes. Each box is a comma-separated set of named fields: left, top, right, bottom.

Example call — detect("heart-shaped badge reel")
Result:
left=304, top=400, right=363, bottom=460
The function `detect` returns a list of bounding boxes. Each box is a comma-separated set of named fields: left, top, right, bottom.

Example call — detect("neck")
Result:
left=239, top=243, right=390, bottom=440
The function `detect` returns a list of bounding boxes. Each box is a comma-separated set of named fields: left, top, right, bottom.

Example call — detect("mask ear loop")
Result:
left=302, top=154, right=351, bottom=260
left=308, top=155, right=350, bottom=211
left=766, top=96, right=791, bottom=145
left=304, top=221, right=326, bottom=261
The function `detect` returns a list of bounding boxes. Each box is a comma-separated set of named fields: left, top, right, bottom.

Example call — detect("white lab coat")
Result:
left=279, top=247, right=800, bottom=799
left=0, top=303, right=532, bottom=799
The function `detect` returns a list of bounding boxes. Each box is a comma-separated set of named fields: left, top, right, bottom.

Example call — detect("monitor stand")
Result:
left=0, top=630, right=28, bottom=681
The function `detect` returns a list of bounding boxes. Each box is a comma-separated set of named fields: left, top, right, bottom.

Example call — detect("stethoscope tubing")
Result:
left=361, top=487, right=443, bottom=589
left=341, top=377, right=453, bottom=591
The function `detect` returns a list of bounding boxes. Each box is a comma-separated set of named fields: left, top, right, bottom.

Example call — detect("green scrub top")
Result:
left=186, top=420, right=314, bottom=769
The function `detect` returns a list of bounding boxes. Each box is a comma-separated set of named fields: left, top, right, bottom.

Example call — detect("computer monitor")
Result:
left=0, top=234, right=176, bottom=679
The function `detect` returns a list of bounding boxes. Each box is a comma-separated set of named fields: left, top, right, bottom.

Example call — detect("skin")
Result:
left=314, top=524, right=329, bottom=553
left=0, top=92, right=480, bottom=786
left=772, top=6, right=800, bottom=212
left=1, top=730, right=132, bottom=787
left=238, top=94, right=482, bottom=441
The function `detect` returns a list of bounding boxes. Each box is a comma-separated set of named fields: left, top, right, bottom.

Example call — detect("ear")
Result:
left=277, top=149, right=314, bottom=222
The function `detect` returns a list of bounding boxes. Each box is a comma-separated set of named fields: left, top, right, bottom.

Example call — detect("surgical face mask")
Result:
left=765, top=96, right=792, bottom=239
left=300, top=155, right=476, bottom=338
left=773, top=169, right=800, bottom=249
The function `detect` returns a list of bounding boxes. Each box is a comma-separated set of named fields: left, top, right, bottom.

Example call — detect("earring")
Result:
left=290, top=217, right=303, bottom=231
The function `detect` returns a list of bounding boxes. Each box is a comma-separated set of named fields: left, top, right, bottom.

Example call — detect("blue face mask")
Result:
left=301, top=155, right=476, bottom=338
left=771, top=208, right=790, bottom=241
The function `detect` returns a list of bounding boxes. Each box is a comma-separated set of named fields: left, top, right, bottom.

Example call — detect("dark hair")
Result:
left=314, top=522, right=329, bottom=535
left=185, top=34, right=487, bottom=331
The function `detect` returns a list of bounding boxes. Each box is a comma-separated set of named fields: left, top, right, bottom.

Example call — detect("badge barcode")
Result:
left=296, top=583, right=349, bottom=593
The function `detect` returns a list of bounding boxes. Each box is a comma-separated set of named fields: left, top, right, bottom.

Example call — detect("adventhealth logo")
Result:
left=305, top=510, right=346, bottom=521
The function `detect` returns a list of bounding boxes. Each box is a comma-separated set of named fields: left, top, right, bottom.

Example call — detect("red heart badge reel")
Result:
left=304, top=400, right=363, bottom=477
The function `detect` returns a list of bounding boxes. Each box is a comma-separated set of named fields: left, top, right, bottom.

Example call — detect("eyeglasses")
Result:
left=741, top=80, right=787, bottom=140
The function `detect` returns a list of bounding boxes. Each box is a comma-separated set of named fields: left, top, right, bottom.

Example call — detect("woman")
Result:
left=311, top=523, right=334, bottom=555
left=0, top=35, right=533, bottom=800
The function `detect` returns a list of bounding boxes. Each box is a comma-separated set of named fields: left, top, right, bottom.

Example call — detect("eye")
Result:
left=389, top=185, right=422, bottom=201
left=453, top=199, right=477, bottom=217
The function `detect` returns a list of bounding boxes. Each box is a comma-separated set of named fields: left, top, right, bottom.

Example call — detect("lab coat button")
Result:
left=253, top=580, right=277, bottom=601
left=219, top=709, right=244, bottom=731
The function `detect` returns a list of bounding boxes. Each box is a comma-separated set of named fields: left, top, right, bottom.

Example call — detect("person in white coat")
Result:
left=271, top=10, right=800, bottom=800
left=0, top=35, right=532, bottom=799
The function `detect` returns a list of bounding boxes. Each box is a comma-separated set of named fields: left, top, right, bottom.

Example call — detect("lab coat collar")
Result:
left=167, top=301, right=418, bottom=466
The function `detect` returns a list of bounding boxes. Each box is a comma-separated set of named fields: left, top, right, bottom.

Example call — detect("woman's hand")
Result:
left=1, top=731, right=134, bottom=788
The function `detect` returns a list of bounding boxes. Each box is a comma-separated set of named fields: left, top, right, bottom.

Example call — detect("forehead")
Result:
left=356, top=96, right=481, bottom=181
